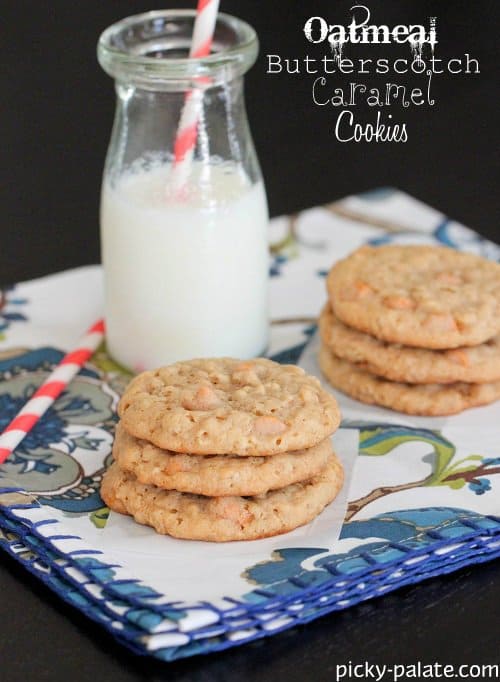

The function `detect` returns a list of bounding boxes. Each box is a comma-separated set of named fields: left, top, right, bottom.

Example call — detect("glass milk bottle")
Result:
left=97, top=10, right=269, bottom=372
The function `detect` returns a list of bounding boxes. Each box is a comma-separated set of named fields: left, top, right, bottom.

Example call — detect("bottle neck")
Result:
left=98, top=11, right=259, bottom=91
left=105, top=74, right=262, bottom=187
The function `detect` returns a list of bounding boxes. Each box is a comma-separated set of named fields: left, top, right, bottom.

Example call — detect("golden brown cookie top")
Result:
left=327, top=245, right=500, bottom=349
left=118, top=357, right=340, bottom=455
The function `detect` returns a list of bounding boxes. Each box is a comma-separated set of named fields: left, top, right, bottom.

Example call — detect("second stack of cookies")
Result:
left=319, top=245, right=500, bottom=416
left=102, top=358, right=344, bottom=542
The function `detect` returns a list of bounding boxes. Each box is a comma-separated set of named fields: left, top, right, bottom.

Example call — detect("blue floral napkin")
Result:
left=0, top=188, right=499, bottom=661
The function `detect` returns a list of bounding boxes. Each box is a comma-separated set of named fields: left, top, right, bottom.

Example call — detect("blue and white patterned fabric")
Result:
left=0, top=188, right=499, bottom=661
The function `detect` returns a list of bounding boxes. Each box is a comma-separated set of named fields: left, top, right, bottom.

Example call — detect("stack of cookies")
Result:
left=319, top=245, right=500, bottom=416
left=101, top=358, right=343, bottom=542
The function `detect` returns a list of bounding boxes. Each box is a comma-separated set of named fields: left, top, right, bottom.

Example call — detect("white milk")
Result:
left=100, top=162, right=269, bottom=371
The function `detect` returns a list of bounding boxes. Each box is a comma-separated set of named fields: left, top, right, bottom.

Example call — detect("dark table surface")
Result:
left=1, top=1, right=499, bottom=679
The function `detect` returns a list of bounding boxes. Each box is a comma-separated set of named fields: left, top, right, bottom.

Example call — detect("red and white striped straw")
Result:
left=169, top=0, right=220, bottom=194
left=0, top=319, right=105, bottom=465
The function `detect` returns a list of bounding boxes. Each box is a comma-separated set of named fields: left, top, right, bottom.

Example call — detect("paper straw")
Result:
left=169, top=0, right=220, bottom=194
left=0, top=319, right=105, bottom=465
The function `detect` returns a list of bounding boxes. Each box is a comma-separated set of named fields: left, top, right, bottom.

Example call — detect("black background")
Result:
left=1, top=0, right=499, bottom=284
left=1, top=1, right=499, bottom=679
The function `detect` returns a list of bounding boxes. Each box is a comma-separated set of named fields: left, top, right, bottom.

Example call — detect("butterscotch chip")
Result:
left=318, top=346, right=500, bottom=416
left=118, top=358, right=340, bottom=455
left=112, top=423, right=334, bottom=497
left=327, top=245, right=500, bottom=349
left=101, top=455, right=344, bottom=542
left=383, top=295, right=416, bottom=310
left=319, top=305, right=500, bottom=384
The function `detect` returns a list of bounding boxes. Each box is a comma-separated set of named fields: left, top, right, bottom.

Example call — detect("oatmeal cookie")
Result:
left=318, top=345, right=500, bottom=416
left=113, top=423, right=334, bottom=497
left=327, top=245, right=500, bottom=349
left=319, top=304, right=500, bottom=384
left=118, top=358, right=340, bottom=455
left=101, top=455, right=344, bottom=542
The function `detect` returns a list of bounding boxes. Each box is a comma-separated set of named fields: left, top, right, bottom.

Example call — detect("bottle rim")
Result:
left=98, top=9, right=258, bottom=86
